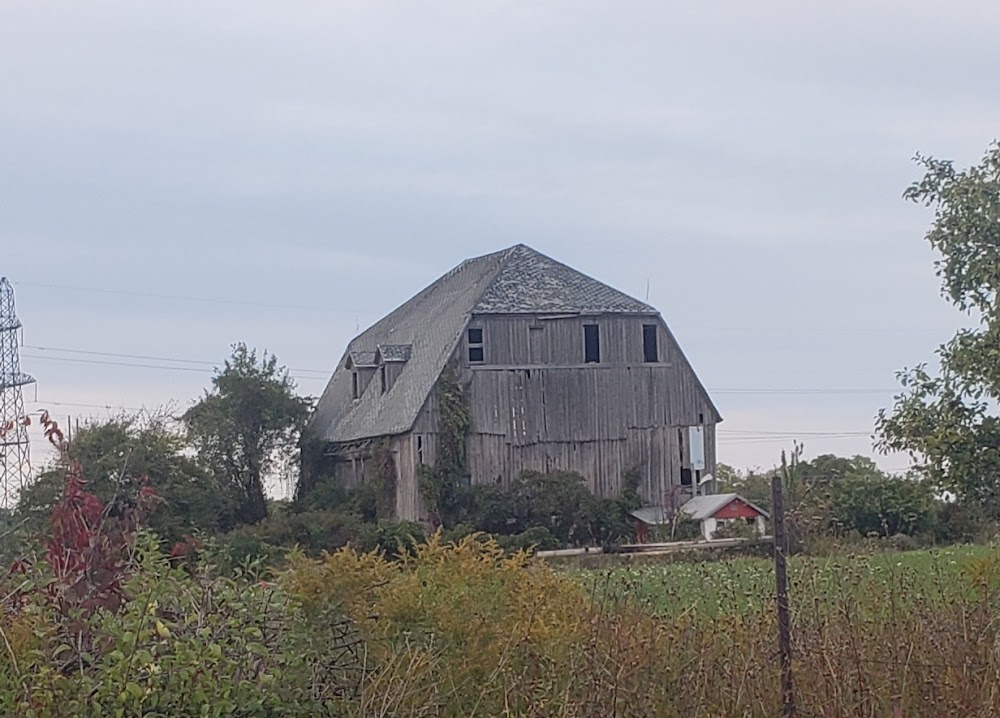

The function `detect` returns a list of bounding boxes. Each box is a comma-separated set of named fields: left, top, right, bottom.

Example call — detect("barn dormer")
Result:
left=373, top=344, right=412, bottom=394
left=346, top=350, right=378, bottom=400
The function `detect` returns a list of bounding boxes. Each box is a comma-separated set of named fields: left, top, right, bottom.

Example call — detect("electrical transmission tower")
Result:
left=0, top=277, right=35, bottom=508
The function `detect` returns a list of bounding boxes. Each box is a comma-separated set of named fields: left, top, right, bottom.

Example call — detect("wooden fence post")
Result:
left=772, top=473, right=797, bottom=718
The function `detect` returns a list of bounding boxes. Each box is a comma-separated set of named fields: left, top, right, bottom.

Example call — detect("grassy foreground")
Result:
left=4, top=536, right=1000, bottom=716
left=572, top=544, right=997, bottom=616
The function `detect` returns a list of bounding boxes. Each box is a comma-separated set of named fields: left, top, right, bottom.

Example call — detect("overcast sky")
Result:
left=3, top=1, right=998, bottom=477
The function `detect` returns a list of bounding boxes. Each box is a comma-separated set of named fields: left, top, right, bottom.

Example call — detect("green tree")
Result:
left=797, top=454, right=880, bottom=483
left=876, top=143, right=1000, bottom=515
left=717, top=463, right=773, bottom=511
left=829, top=473, right=936, bottom=537
left=500, top=470, right=600, bottom=546
left=183, top=344, right=313, bottom=526
left=14, top=415, right=230, bottom=545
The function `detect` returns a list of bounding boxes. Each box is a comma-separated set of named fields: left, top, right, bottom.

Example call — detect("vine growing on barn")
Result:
left=418, top=365, right=473, bottom=528
left=370, top=442, right=397, bottom=519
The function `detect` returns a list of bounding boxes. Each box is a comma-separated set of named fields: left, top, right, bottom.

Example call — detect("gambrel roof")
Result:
left=306, top=244, right=716, bottom=443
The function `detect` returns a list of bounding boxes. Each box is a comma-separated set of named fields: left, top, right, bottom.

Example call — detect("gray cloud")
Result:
left=2, top=0, right=997, bottom=470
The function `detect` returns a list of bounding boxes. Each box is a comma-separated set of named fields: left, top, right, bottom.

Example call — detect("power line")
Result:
left=23, top=353, right=209, bottom=373
left=23, top=344, right=329, bottom=375
left=14, top=342, right=905, bottom=396
left=719, top=437, right=874, bottom=445
left=719, top=430, right=872, bottom=436
left=14, top=280, right=346, bottom=315
left=712, top=388, right=896, bottom=395
left=25, top=398, right=149, bottom=412
left=21, top=353, right=329, bottom=382
left=20, top=351, right=895, bottom=396
left=13, top=279, right=962, bottom=338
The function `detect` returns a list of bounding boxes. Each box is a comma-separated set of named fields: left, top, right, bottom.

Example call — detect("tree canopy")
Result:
left=14, top=414, right=230, bottom=546
left=876, top=142, right=1000, bottom=514
left=183, top=343, right=313, bottom=525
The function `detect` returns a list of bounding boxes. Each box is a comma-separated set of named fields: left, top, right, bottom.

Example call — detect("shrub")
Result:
left=495, top=526, right=562, bottom=553
left=669, top=514, right=703, bottom=541
left=357, top=520, right=427, bottom=557
left=711, top=519, right=761, bottom=541
left=829, top=474, right=936, bottom=537
left=934, top=500, right=991, bottom=544
left=2, top=539, right=347, bottom=717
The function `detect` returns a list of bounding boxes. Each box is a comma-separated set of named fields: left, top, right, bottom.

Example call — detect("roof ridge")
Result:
left=473, top=244, right=656, bottom=315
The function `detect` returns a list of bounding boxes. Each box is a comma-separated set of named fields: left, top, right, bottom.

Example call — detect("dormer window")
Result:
left=347, top=351, right=378, bottom=399
left=468, top=327, right=484, bottom=363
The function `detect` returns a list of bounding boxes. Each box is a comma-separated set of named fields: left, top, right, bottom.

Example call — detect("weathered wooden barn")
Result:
left=300, top=244, right=722, bottom=522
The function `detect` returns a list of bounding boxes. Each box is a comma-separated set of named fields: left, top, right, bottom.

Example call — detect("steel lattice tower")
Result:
left=0, top=277, right=35, bottom=508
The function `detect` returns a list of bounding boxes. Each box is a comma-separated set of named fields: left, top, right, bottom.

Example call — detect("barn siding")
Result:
left=452, top=313, right=719, bottom=512
left=389, top=433, right=421, bottom=521
left=472, top=314, right=690, bottom=367
left=323, top=312, right=719, bottom=523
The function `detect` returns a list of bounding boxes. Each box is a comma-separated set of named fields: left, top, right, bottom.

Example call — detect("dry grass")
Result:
left=284, top=538, right=1000, bottom=717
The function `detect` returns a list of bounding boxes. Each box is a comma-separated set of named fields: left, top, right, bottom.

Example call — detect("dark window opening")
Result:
left=584, top=324, right=600, bottom=363
left=352, top=371, right=359, bottom=400
left=379, top=365, right=387, bottom=394
left=642, top=324, right=658, bottom=363
left=468, top=326, right=484, bottom=363
left=416, top=435, right=424, bottom=464
left=680, top=468, right=693, bottom=486
left=745, top=517, right=756, bottom=525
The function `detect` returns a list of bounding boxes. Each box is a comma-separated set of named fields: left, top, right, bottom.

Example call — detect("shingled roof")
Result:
left=306, top=245, right=669, bottom=443
left=475, top=245, right=656, bottom=314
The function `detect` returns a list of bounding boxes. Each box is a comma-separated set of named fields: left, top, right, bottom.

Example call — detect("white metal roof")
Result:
left=679, top=493, right=770, bottom=520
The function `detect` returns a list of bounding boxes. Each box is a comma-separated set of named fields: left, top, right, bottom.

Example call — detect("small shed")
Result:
left=630, top=493, right=770, bottom=543
left=679, top=493, right=769, bottom=541
left=629, top=506, right=672, bottom=543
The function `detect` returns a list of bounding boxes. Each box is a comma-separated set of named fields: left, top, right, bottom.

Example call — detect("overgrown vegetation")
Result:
left=417, top=366, right=473, bottom=528
left=183, top=343, right=312, bottom=525
left=719, top=448, right=979, bottom=553
left=877, top=142, right=1000, bottom=515
left=369, top=442, right=397, bottom=519
left=13, top=414, right=231, bottom=547
left=7, top=464, right=1000, bottom=717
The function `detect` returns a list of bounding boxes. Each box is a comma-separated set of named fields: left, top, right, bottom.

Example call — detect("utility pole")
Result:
left=772, top=472, right=796, bottom=718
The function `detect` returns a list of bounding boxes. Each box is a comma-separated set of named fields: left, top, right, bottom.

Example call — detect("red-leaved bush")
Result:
left=35, top=411, right=159, bottom=618
left=45, top=463, right=158, bottom=616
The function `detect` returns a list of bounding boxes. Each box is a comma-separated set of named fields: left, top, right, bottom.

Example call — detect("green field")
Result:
left=569, top=544, right=999, bottom=617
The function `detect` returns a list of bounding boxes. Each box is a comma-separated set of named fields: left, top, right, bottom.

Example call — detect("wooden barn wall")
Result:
left=356, top=313, right=722, bottom=518
left=325, top=433, right=429, bottom=523
left=459, top=312, right=718, bottom=506
left=469, top=314, right=698, bottom=369
left=389, top=433, right=419, bottom=521
left=463, top=365, right=717, bottom=504
left=328, top=451, right=371, bottom=491
left=465, top=364, right=716, bottom=442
